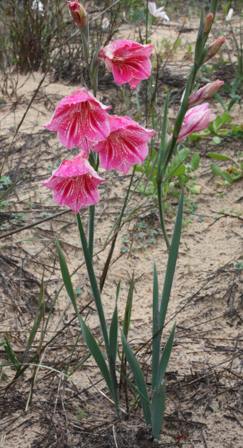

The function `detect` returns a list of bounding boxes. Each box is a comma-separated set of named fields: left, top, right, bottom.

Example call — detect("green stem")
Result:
left=161, top=1, right=219, bottom=174
left=81, top=23, right=90, bottom=65
left=164, top=64, right=198, bottom=172
left=88, top=205, right=95, bottom=259
left=87, top=153, right=98, bottom=260
left=76, top=214, right=119, bottom=412
left=145, top=0, right=149, bottom=44
left=157, top=184, right=170, bottom=251
left=156, top=93, right=170, bottom=250
left=145, top=0, right=149, bottom=124
left=77, top=214, right=109, bottom=352
left=210, top=0, right=218, bottom=15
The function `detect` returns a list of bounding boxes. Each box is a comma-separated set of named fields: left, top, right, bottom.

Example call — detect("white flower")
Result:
left=148, top=2, right=170, bottom=22
left=101, top=17, right=110, bottom=31
left=225, top=8, right=234, bottom=22
left=32, top=0, right=44, bottom=13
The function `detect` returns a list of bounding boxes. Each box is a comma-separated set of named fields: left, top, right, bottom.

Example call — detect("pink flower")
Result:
left=178, top=103, right=215, bottom=142
left=93, top=115, right=155, bottom=173
left=99, top=39, right=153, bottom=89
left=189, top=80, right=224, bottom=106
left=43, top=154, right=104, bottom=212
left=44, top=89, right=111, bottom=150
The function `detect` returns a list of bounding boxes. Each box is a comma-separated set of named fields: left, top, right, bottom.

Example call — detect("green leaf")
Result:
left=81, top=319, right=114, bottom=396
left=212, top=136, right=221, bottom=145
left=152, top=265, right=159, bottom=335
left=56, top=241, right=77, bottom=311
left=4, top=338, right=21, bottom=372
left=157, top=93, right=170, bottom=177
left=166, top=148, right=190, bottom=179
left=207, top=152, right=231, bottom=161
left=159, top=194, right=183, bottom=333
left=151, top=325, right=175, bottom=440
left=122, top=333, right=151, bottom=425
left=76, top=214, right=110, bottom=352
left=56, top=241, right=115, bottom=401
left=210, top=112, right=232, bottom=134
left=191, top=153, right=200, bottom=171
left=122, top=276, right=135, bottom=339
left=211, top=164, right=233, bottom=183
left=151, top=383, right=166, bottom=440
left=157, top=324, right=176, bottom=384
left=172, top=165, right=186, bottom=177
left=152, top=264, right=160, bottom=389
left=109, top=302, right=118, bottom=366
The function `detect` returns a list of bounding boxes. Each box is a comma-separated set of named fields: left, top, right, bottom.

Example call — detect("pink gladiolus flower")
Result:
left=44, top=89, right=111, bottom=150
left=93, top=115, right=155, bottom=173
left=189, top=80, right=224, bottom=106
left=99, top=39, right=153, bottom=89
left=43, top=154, right=104, bottom=213
left=178, top=103, right=215, bottom=142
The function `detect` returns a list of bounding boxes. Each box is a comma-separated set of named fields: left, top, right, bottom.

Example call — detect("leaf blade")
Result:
left=122, top=333, right=151, bottom=425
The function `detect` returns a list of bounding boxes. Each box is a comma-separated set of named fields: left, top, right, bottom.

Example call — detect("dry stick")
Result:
left=112, top=425, right=119, bottom=448
left=0, top=72, right=48, bottom=177
left=132, top=257, right=237, bottom=358
left=99, top=170, right=135, bottom=292
left=91, top=0, right=121, bottom=22
left=3, top=299, right=93, bottom=390
left=0, top=210, right=69, bottom=240
left=0, top=17, right=83, bottom=179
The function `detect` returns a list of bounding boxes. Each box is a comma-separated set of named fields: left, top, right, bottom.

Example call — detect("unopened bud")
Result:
left=204, top=13, right=214, bottom=34
left=68, top=1, right=87, bottom=29
left=205, top=37, right=225, bottom=61
left=189, top=80, right=224, bottom=106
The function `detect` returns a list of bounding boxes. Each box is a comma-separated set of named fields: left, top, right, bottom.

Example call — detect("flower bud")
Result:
left=178, top=103, right=215, bottom=142
left=68, top=1, right=87, bottom=29
left=204, top=13, right=214, bottom=34
left=205, top=37, right=225, bottom=61
left=189, top=80, right=224, bottom=106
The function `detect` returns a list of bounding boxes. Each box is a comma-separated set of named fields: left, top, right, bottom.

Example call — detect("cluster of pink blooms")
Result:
left=44, top=37, right=223, bottom=213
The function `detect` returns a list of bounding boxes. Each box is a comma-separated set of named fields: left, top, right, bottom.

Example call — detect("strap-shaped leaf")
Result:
left=109, top=302, right=118, bottom=366
left=152, top=264, right=160, bottom=389
left=81, top=318, right=114, bottom=397
left=158, top=324, right=176, bottom=385
left=57, top=241, right=114, bottom=399
left=56, top=241, right=77, bottom=312
left=122, top=276, right=135, bottom=339
left=76, top=214, right=110, bottom=353
left=159, top=194, right=183, bottom=332
left=122, top=333, right=151, bottom=425
left=151, top=383, right=166, bottom=440
left=157, top=92, right=170, bottom=178
left=3, top=338, right=21, bottom=373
